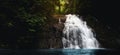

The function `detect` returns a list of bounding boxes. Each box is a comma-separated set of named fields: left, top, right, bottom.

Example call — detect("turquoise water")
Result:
left=0, top=49, right=119, bottom=55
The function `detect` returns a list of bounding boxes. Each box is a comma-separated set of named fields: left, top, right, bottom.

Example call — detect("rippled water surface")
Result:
left=0, top=49, right=119, bottom=55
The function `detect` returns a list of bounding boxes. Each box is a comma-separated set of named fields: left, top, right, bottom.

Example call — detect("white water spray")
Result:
left=62, top=14, right=99, bottom=49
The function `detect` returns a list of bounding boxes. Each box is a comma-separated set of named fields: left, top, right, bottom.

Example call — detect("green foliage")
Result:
left=0, top=0, right=49, bottom=48
left=0, top=0, right=95, bottom=48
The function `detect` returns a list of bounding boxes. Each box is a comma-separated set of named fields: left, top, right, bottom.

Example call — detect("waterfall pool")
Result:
left=0, top=49, right=119, bottom=55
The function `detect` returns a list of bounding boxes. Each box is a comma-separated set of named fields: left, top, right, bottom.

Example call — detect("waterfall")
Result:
left=62, top=14, right=99, bottom=49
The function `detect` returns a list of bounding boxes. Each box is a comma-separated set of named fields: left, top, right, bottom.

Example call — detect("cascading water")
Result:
left=62, top=14, right=99, bottom=49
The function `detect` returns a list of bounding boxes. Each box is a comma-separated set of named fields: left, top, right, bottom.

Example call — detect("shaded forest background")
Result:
left=0, top=0, right=120, bottom=49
